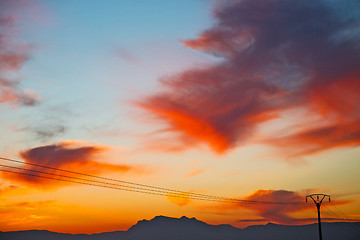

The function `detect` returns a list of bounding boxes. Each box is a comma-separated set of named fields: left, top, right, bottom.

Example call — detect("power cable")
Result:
left=0, top=163, right=256, bottom=203
left=330, top=202, right=358, bottom=222
left=0, top=157, right=232, bottom=201
left=0, top=168, right=238, bottom=203
left=330, top=202, right=360, bottom=233
left=0, top=164, right=295, bottom=204
left=323, top=204, right=360, bottom=238
left=0, top=156, right=305, bottom=205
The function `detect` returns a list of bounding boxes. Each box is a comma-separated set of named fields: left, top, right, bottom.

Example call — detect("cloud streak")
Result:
left=167, top=192, right=193, bottom=207
left=0, top=0, right=40, bottom=107
left=1, top=141, right=142, bottom=188
left=136, top=0, right=360, bottom=157
left=245, top=189, right=351, bottom=225
left=241, top=189, right=310, bottom=225
left=166, top=189, right=352, bottom=225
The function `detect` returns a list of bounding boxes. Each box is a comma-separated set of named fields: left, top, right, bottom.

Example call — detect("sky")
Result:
left=1, top=0, right=360, bottom=234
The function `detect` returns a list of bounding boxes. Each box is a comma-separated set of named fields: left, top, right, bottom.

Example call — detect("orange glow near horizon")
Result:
left=1, top=0, right=360, bottom=234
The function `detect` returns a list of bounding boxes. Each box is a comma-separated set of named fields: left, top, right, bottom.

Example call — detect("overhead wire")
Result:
left=0, top=157, right=234, bottom=202
left=0, top=163, right=171, bottom=195
left=0, top=163, right=238, bottom=203
left=322, top=204, right=360, bottom=238
left=1, top=167, right=270, bottom=204
left=329, top=202, right=360, bottom=233
left=0, top=156, right=305, bottom=205
left=324, top=203, right=355, bottom=222
left=0, top=168, right=234, bottom=203
left=321, top=204, right=353, bottom=237
left=330, top=202, right=359, bottom=222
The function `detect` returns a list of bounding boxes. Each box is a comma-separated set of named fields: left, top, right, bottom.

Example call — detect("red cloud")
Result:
left=0, top=0, right=40, bottom=107
left=135, top=67, right=282, bottom=154
left=242, top=190, right=310, bottom=225
left=167, top=192, right=193, bottom=207
left=1, top=141, right=141, bottom=188
left=164, top=188, right=353, bottom=225
left=268, top=76, right=360, bottom=157
left=241, top=190, right=353, bottom=224
left=136, top=0, right=360, bottom=157
left=197, top=189, right=350, bottom=225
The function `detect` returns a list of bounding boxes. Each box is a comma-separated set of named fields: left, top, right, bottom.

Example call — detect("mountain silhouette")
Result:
left=1, top=215, right=359, bottom=240
left=126, top=215, right=241, bottom=240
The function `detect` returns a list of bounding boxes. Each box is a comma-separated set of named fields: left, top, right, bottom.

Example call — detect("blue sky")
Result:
left=1, top=0, right=360, bottom=233
left=5, top=0, right=215, bottom=149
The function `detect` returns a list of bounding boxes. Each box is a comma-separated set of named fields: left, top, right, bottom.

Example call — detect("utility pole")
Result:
left=306, top=194, right=330, bottom=240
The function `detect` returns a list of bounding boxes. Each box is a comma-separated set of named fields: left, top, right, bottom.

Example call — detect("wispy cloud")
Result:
left=1, top=140, right=146, bottom=188
left=114, top=47, right=139, bottom=65
left=166, top=189, right=352, bottom=225
left=241, top=189, right=310, bottom=225
left=184, top=169, right=205, bottom=178
left=136, top=0, right=360, bottom=157
left=0, top=199, right=65, bottom=231
left=0, top=183, right=25, bottom=199
left=13, top=124, right=67, bottom=141
left=0, top=0, right=41, bottom=107
left=240, top=190, right=352, bottom=225
left=167, top=192, right=194, bottom=207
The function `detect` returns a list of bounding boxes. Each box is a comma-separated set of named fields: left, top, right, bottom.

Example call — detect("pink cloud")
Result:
left=135, top=0, right=360, bottom=157
left=242, top=190, right=309, bottom=224
left=1, top=141, right=144, bottom=188
left=197, top=189, right=351, bottom=225
left=0, top=0, right=41, bottom=107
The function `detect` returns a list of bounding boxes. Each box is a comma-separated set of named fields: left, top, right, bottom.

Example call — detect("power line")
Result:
left=0, top=168, right=233, bottom=203
left=323, top=204, right=353, bottom=222
left=1, top=157, right=183, bottom=192
left=0, top=167, right=266, bottom=204
left=329, top=202, right=360, bottom=234
left=0, top=156, right=305, bottom=205
left=0, top=163, right=241, bottom=203
left=0, top=164, right=169, bottom=195
left=322, top=204, right=360, bottom=238
left=0, top=165, right=243, bottom=204
left=330, top=202, right=358, bottom=222
left=0, top=157, right=232, bottom=202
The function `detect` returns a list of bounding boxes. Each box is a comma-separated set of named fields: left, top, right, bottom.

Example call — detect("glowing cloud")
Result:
left=136, top=0, right=360, bottom=157
left=166, top=189, right=352, bottom=225
left=241, top=189, right=309, bottom=224
left=167, top=192, right=193, bottom=207
left=0, top=0, right=41, bottom=107
left=1, top=141, right=140, bottom=188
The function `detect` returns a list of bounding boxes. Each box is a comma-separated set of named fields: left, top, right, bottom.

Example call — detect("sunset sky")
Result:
left=1, top=0, right=360, bottom=234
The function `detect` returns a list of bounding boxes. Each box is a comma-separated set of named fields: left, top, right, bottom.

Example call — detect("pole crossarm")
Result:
left=306, top=194, right=331, bottom=205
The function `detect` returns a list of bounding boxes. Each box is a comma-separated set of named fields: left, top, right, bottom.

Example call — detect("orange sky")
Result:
left=1, top=0, right=360, bottom=233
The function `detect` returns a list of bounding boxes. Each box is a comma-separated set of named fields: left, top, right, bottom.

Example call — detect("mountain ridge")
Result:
left=1, top=215, right=359, bottom=240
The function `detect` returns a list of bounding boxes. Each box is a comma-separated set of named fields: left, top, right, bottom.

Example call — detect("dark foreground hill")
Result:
left=1, top=215, right=359, bottom=240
